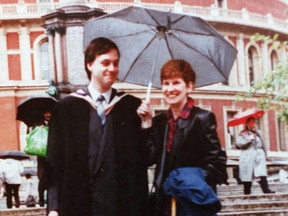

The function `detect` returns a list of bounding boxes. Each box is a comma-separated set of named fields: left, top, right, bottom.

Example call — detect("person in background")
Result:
left=37, top=110, right=51, bottom=207
left=46, top=37, right=148, bottom=216
left=236, top=117, right=275, bottom=195
left=24, top=173, right=38, bottom=207
left=137, top=59, right=227, bottom=216
left=0, top=158, right=24, bottom=209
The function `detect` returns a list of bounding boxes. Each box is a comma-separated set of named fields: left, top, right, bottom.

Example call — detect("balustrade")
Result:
left=0, top=1, right=287, bottom=34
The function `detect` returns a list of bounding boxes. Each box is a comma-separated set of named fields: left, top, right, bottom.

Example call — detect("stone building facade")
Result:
left=0, top=0, right=288, bottom=182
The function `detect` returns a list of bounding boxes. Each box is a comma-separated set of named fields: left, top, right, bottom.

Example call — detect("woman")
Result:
left=236, top=117, right=274, bottom=195
left=138, top=59, right=227, bottom=216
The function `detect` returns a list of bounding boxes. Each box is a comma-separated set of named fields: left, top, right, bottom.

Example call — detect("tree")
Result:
left=237, top=33, right=288, bottom=122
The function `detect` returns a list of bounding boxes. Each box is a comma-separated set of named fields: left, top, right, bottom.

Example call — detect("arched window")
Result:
left=248, top=49, right=254, bottom=84
left=247, top=46, right=259, bottom=85
left=217, top=0, right=224, bottom=8
left=40, top=41, right=50, bottom=80
left=270, top=50, right=279, bottom=71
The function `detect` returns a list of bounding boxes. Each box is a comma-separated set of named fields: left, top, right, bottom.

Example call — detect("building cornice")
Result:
left=0, top=2, right=287, bottom=35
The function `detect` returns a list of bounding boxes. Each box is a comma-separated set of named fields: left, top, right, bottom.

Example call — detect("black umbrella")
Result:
left=16, top=94, right=57, bottom=127
left=0, top=150, right=30, bottom=160
left=23, top=167, right=37, bottom=176
left=83, top=6, right=237, bottom=99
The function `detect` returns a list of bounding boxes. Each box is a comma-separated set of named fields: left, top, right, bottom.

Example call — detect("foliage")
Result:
left=237, top=33, right=288, bottom=122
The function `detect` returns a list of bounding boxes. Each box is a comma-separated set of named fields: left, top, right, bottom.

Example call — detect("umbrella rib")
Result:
left=122, top=34, right=159, bottom=81
left=144, top=8, right=162, bottom=26
left=142, top=10, right=215, bottom=37
left=171, top=15, right=229, bottom=39
left=163, top=32, right=174, bottom=59
left=171, top=33, right=226, bottom=79
left=110, top=29, right=154, bottom=39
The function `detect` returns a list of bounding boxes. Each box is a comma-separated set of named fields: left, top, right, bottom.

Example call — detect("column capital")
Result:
left=18, top=26, right=30, bottom=36
left=0, top=27, right=7, bottom=36
left=46, top=23, right=66, bottom=35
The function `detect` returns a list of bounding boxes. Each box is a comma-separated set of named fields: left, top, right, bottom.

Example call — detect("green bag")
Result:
left=25, top=126, right=48, bottom=157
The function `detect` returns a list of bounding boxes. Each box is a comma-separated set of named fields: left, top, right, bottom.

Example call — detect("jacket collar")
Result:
left=70, top=88, right=127, bottom=114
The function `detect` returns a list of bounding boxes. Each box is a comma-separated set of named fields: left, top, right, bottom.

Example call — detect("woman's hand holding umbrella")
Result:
left=137, top=101, right=152, bottom=129
left=248, top=134, right=255, bottom=141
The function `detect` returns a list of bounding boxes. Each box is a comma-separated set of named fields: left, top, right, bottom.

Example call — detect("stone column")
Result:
left=66, top=25, right=86, bottom=84
left=47, top=32, right=56, bottom=82
left=225, top=36, right=238, bottom=86
left=236, top=33, right=246, bottom=86
left=261, top=42, right=269, bottom=76
left=42, top=3, right=105, bottom=94
left=54, top=26, right=65, bottom=83
left=0, top=27, right=9, bottom=82
left=18, top=25, right=32, bottom=81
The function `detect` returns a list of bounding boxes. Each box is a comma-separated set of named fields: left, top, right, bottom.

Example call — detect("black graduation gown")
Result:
left=46, top=89, right=148, bottom=216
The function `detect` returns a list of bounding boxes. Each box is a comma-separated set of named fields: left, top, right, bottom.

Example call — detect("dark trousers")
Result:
left=5, top=183, right=20, bottom=208
left=243, top=182, right=252, bottom=194
left=38, top=180, right=46, bottom=206
left=37, top=156, right=47, bottom=206
left=243, top=176, right=273, bottom=194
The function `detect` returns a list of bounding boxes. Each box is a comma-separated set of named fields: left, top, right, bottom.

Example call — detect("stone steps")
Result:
left=221, top=200, right=288, bottom=212
left=217, top=183, right=288, bottom=196
left=218, top=187, right=288, bottom=216
left=1, top=184, right=288, bottom=216
left=0, top=207, right=45, bottom=216
left=220, top=193, right=288, bottom=203
left=219, top=209, right=288, bottom=216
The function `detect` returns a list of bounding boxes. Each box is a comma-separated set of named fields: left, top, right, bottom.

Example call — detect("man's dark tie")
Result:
left=97, top=95, right=106, bottom=125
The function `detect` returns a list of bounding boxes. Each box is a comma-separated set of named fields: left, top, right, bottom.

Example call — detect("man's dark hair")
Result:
left=84, top=37, right=120, bottom=80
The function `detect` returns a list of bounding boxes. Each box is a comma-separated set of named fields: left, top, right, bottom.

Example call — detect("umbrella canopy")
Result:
left=23, top=167, right=37, bottom=176
left=227, top=109, right=265, bottom=127
left=16, top=94, right=57, bottom=127
left=83, top=6, right=237, bottom=89
left=0, top=150, right=30, bottom=160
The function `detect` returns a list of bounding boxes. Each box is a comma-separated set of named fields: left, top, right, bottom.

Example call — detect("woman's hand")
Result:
left=248, top=134, right=254, bottom=141
left=137, top=101, right=152, bottom=129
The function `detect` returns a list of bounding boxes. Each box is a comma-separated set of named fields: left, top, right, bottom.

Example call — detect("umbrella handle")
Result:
left=145, top=81, right=152, bottom=103
left=146, top=38, right=160, bottom=103
left=171, top=197, right=176, bottom=216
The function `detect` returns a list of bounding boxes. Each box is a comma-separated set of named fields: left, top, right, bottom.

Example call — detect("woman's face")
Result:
left=161, top=77, right=193, bottom=109
left=247, top=119, right=256, bottom=130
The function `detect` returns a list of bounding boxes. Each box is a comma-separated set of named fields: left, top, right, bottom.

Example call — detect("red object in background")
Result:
left=227, top=109, right=265, bottom=127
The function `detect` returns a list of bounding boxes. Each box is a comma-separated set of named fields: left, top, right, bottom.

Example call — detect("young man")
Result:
left=46, top=37, right=148, bottom=216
